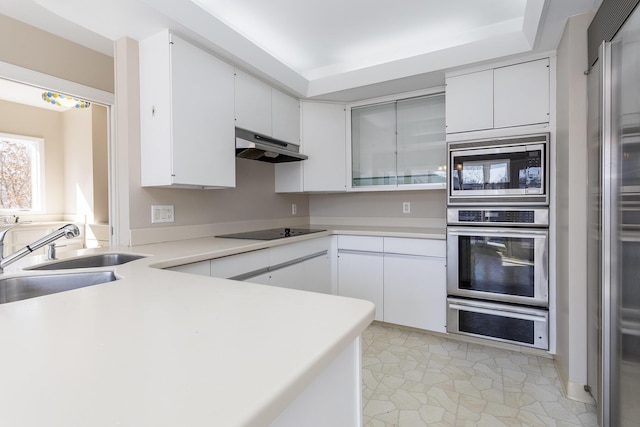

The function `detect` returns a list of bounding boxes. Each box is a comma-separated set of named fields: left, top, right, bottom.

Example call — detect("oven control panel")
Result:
left=447, top=208, right=549, bottom=226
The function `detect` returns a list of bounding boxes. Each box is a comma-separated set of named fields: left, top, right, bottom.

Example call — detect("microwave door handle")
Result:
left=448, top=304, right=548, bottom=323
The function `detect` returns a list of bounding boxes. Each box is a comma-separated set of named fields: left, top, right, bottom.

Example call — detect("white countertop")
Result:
left=0, top=226, right=443, bottom=426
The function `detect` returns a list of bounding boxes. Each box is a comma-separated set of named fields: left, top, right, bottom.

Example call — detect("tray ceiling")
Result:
left=0, top=0, right=602, bottom=101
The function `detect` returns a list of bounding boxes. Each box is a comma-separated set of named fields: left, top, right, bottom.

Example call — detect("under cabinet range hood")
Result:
left=235, top=128, right=307, bottom=163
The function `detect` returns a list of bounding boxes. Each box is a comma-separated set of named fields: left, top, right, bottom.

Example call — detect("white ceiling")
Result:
left=192, top=0, right=529, bottom=81
left=0, top=0, right=602, bottom=104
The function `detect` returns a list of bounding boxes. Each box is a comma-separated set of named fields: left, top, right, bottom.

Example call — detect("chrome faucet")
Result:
left=0, top=223, right=80, bottom=273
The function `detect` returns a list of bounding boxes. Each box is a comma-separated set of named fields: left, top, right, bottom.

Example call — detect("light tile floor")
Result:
left=361, top=323, right=598, bottom=427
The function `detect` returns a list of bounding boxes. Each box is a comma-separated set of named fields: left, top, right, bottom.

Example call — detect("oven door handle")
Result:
left=448, top=303, right=548, bottom=323
left=447, top=227, right=548, bottom=238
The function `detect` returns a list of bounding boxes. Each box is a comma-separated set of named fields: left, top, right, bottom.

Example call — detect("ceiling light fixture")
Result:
left=41, top=91, right=90, bottom=109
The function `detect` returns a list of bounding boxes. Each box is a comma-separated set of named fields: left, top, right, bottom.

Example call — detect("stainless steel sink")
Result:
left=0, top=271, right=118, bottom=304
left=28, top=253, right=146, bottom=271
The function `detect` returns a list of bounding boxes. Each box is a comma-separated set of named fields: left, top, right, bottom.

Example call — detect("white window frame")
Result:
left=0, top=133, right=45, bottom=214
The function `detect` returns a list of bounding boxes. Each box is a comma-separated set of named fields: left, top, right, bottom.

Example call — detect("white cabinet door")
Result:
left=493, top=58, right=550, bottom=128
left=268, top=238, right=331, bottom=293
left=170, top=34, right=235, bottom=187
left=383, top=254, right=446, bottom=332
left=302, top=101, right=347, bottom=192
left=445, top=69, right=493, bottom=133
left=269, top=262, right=305, bottom=289
left=168, top=260, right=211, bottom=276
left=302, top=253, right=332, bottom=294
left=337, top=250, right=384, bottom=321
left=272, top=89, right=300, bottom=144
left=234, top=69, right=272, bottom=136
left=275, top=101, right=347, bottom=193
left=139, top=30, right=171, bottom=186
left=254, top=253, right=330, bottom=293
left=139, top=30, right=235, bottom=188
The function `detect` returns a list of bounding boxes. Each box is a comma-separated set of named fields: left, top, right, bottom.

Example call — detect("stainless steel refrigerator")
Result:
left=587, top=2, right=640, bottom=426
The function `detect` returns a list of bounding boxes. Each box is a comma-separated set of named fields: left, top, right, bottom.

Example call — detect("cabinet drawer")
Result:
left=337, top=235, right=383, bottom=252
left=210, top=249, right=269, bottom=279
left=270, top=236, right=329, bottom=266
left=383, top=237, right=445, bottom=257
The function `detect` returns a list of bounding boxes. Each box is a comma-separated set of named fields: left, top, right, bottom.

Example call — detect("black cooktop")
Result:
left=216, top=227, right=326, bottom=240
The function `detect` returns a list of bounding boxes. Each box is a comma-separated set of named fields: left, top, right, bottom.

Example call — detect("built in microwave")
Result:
left=448, top=133, right=549, bottom=206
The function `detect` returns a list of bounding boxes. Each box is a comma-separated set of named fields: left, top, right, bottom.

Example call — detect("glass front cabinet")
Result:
left=350, top=92, right=446, bottom=190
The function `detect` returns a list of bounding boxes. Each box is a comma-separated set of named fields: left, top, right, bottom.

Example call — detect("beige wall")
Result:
left=555, top=12, right=594, bottom=397
left=129, top=158, right=310, bottom=229
left=63, top=107, right=94, bottom=221
left=0, top=14, right=114, bottom=93
left=309, top=190, right=446, bottom=224
left=0, top=99, right=65, bottom=215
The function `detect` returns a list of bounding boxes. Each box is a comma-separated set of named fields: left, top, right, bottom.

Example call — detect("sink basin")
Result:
left=0, top=271, right=118, bottom=304
left=28, top=253, right=146, bottom=270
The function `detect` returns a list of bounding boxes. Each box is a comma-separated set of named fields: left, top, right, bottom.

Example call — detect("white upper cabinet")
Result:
left=234, top=69, right=300, bottom=144
left=272, top=88, right=300, bottom=143
left=445, top=58, right=550, bottom=134
left=139, top=30, right=235, bottom=188
left=234, top=69, right=272, bottom=136
left=303, top=102, right=347, bottom=192
left=350, top=92, right=446, bottom=190
left=275, top=101, right=347, bottom=193
left=493, top=59, right=550, bottom=128
left=445, top=70, right=493, bottom=133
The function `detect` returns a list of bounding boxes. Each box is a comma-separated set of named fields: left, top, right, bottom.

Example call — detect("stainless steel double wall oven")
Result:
left=446, top=133, right=551, bottom=349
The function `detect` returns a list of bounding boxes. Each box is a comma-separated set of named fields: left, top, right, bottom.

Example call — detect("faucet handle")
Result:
left=0, top=223, right=21, bottom=242
left=0, top=221, right=32, bottom=242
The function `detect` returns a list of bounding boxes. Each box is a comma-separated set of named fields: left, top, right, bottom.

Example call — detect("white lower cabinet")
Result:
left=268, top=262, right=305, bottom=289
left=167, top=234, right=446, bottom=332
left=169, top=237, right=332, bottom=293
left=338, top=250, right=384, bottom=321
left=302, top=253, right=332, bottom=294
left=266, top=237, right=331, bottom=294
left=266, top=254, right=331, bottom=294
left=337, top=235, right=446, bottom=331
left=383, top=253, right=446, bottom=332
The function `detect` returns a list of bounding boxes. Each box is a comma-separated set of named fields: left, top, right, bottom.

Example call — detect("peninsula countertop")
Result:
left=0, top=226, right=444, bottom=426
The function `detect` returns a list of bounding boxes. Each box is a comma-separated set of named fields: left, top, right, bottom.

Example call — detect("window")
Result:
left=0, top=134, right=44, bottom=212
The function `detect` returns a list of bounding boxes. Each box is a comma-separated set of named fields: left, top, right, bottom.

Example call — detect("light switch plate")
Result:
left=403, top=202, right=411, bottom=214
left=152, top=205, right=174, bottom=223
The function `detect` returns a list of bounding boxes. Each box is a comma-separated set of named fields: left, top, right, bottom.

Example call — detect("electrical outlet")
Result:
left=292, top=203, right=297, bottom=215
left=403, top=202, right=411, bottom=214
left=151, top=205, right=174, bottom=223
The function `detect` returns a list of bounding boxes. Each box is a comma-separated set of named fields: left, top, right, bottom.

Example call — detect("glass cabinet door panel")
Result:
left=397, top=94, right=446, bottom=185
left=351, top=102, right=397, bottom=186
